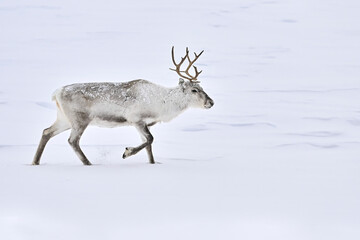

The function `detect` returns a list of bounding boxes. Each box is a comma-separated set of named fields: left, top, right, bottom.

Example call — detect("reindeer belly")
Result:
left=91, top=115, right=129, bottom=128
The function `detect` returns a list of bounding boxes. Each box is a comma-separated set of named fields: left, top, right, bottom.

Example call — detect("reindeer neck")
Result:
left=159, top=86, right=190, bottom=122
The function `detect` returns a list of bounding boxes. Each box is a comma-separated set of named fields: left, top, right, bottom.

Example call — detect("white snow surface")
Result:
left=1, top=0, right=360, bottom=239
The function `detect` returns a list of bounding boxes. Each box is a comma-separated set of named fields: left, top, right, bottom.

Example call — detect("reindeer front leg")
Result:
left=122, top=122, right=155, bottom=164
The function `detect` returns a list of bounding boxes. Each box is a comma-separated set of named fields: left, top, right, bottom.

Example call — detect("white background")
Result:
left=0, top=0, right=359, bottom=239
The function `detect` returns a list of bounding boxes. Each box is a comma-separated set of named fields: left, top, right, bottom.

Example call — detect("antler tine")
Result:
left=195, top=50, right=204, bottom=58
left=170, top=46, right=204, bottom=82
left=170, top=46, right=193, bottom=81
left=171, top=46, right=177, bottom=66
left=171, top=46, right=188, bottom=66
left=184, top=49, right=204, bottom=81
left=193, top=65, right=203, bottom=80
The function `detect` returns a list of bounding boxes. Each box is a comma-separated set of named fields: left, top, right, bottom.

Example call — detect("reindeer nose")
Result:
left=209, top=99, right=214, bottom=107
left=205, top=98, right=214, bottom=108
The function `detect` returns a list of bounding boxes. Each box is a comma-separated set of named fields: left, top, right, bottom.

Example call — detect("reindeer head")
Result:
left=170, top=47, right=214, bottom=109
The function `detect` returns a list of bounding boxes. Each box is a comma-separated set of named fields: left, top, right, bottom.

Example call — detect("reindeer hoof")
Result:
left=123, top=147, right=134, bottom=159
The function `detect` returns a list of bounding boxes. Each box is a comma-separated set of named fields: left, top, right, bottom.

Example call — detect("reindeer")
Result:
left=32, top=47, right=214, bottom=165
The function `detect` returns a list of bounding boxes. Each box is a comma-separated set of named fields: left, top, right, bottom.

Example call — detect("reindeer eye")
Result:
left=191, top=89, right=198, bottom=93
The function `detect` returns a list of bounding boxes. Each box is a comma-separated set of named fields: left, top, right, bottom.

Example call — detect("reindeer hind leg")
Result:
left=68, top=120, right=92, bottom=166
left=33, top=119, right=70, bottom=165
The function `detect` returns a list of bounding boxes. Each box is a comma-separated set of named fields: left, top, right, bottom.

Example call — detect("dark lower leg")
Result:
left=123, top=123, right=154, bottom=161
left=146, top=145, right=155, bottom=164
left=69, top=140, right=92, bottom=166
left=122, top=142, right=148, bottom=159
left=32, top=134, right=51, bottom=165
left=68, top=125, right=91, bottom=166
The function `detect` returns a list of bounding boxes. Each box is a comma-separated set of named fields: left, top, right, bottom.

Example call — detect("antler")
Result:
left=170, top=46, right=204, bottom=82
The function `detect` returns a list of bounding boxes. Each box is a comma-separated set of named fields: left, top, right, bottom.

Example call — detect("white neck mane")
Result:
left=159, top=86, right=191, bottom=122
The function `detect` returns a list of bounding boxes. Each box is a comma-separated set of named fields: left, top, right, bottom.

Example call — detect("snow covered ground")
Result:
left=0, top=0, right=359, bottom=239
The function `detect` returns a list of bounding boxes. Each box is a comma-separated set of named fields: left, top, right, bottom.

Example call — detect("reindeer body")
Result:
left=33, top=48, right=214, bottom=165
left=58, top=80, right=173, bottom=127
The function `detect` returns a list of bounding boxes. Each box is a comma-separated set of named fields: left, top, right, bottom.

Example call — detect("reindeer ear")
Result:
left=178, top=78, right=185, bottom=85
left=178, top=78, right=186, bottom=90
